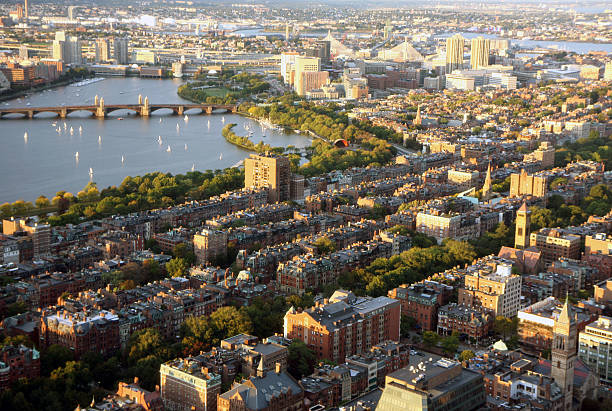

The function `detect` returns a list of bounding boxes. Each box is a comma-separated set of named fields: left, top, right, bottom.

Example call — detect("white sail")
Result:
left=121, top=155, right=125, bottom=164
left=219, top=153, right=223, bottom=160
left=23, top=132, right=28, bottom=141
left=167, top=145, right=171, bottom=152
left=98, top=135, right=102, bottom=143
left=191, top=163, right=195, bottom=172
left=184, top=144, right=188, bottom=151
left=158, top=136, right=162, bottom=145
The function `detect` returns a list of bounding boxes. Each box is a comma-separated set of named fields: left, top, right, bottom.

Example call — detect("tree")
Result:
left=41, top=344, right=74, bottom=376
left=401, top=315, right=416, bottom=338
left=313, top=237, right=336, bottom=254
left=441, top=332, right=459, bottom=356
left=35, top=196, right=50, bottom=209
left=287, top=340, right=316, bottom=379
left=459, top=350, right=475, bottom=362
left=166, top=257, right=189, bottom=277
left=422, top=331, right=440, bottom=347
left=5, top=300, right=28, bottom=317
left=173, top=243, right=196, bottom=266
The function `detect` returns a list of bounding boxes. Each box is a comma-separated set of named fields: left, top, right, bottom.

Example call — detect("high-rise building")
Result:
left=514, top=202, right=530, bottom=249
left=280, top=52, right=299, bottom=84
left=458, top=257, right=522, bottom=317
left=65, top=35, right=82, bottom=65
left=294, top=56, right=328, bottom=96
left=114, top=38, right=130, bottom=64
left=285, top=23, right=291, bottom=40
left=52, top=40, right=64, bottom=61
left=2, top=218, right=50, bottom=258
left=445, top=34, right=465, bottom=73
left=470, top=36, right=490, bottom=69
left=605, top=62, right=612, bottom=81
left=509, top=169, right=547, bottom=198
left=579, top=315, right=612, bottom=384
left=244, top=153, right=291, bottom=203
left=383, top=20, right=393, bottom=40
left=551, top=297, right=576, bottom=410
left=160, top=357, right=221, bottom=411
left=377, top=354, right=485, bottom=411
left=193, top=228, right=228, bottom=265
left=95, top=38, right=111, bottom=63
left=67, top=6, right=77, bottom=20
left=24, top=0, right=28, bottom=19
left=19, top=44, right=28, bottom=60
left=530, top=228, right=581, bottom=265
left=283, top=290, right=400, bottom=363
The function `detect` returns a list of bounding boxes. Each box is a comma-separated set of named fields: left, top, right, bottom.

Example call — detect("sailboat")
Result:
left=167, top=145, right=172, bottom=152
left=89, top=167, right=94, bottom=178
left=158, top=136, right=163, bottom=145
left=63, top=122, right=67, bottom=130
left=69, top=126, right=74, bottom=136
left=98, top=135, right=102, bottom=144
left=78, top=126, right=83, bottom=135
left=57, top=128, right=61, bottom=134
left=176, top=123, right=180, bottom=132
left=207, top=119, right=210, bottom=129
left=23, top=132, right=28, bottom=142
left=219, top=153, right=223, bottom=160
left=184, top=144, right=188, bottom=151
left=184, top=115, right=189, bottom=123
left=221, top=116, right=225, bottom=124
left=159, top=118, right=162, bottom=123
left=75, top=152, right=79, bottom=160
left=191, top=163, right=195, bottom=172
left=121, top=155, right=125, bottom=164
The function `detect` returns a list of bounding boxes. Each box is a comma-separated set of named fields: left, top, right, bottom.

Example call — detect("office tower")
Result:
left=114, top=38, right=129, bottom=64
left=285, top=23, right=291, bottom=40
left=55, top=31, right=66, bottom=42
left=67, top=6, right=76, bottom=20
left=65, top=36, right=82, bottom=65
left=383, top=20, right=393, bottom=40
left=95, top=38, right=111, bottom=63
left=24, top=0, right=28, bottom=19
left=160, top=357, right=221, bottom=411
left=294, top=56, right=327, bottom=96
left=280, top=52, right=299, bottom=84
left=52, top=40, right=64, bottom=60
left=579, top=316, right=612, bottom=384
left=605, top=62, right=612, bottom=81
left=551, top=297, right=576, bottom=411
left=245, top=153, right=291, bottom=203
left=470, top=36, right=490, bottom=69
left=445, top=34, right=464, bottom=73
left=514, top=202, right=530, bottom=249
left=458, top=259, right=522, bottom=317
left=19, top=45, right=28, bottom=59
left=316, top=40, right=331, bottom=64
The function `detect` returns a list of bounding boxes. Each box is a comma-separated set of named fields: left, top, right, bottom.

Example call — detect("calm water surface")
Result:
left=0, top=77, right=310, bottom=203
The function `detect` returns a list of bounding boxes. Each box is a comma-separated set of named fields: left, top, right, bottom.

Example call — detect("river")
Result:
left=0, top=77, right=311, bottom=203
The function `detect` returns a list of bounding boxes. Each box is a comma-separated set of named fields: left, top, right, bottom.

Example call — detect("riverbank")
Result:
left=221, top=123, right=281, bottom=154
left=0, top=78, right=77, bottom=103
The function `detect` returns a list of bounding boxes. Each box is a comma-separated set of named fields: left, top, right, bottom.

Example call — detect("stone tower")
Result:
left=514, top=202, right=530, bottom=249
left=482, top=162, right=492, bottom=201
left=414, top=105, right=422, bottom=126
left=551, top=296, right=576, bottom=410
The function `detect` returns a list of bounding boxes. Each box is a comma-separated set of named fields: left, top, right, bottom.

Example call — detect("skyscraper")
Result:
left=294, top=56, right=327, bottom=96
left=470, top=36, right=490, bottom=69
left=445, top=34, right=464, bottom=73
left=244, top=153, right=291, bottom=203
left=280, top=52, right=299, bottom=84
left=95, top=38, right=111, bottom=63
left=67, top=6, right=76, bottom=20
left=514, top=202, right=530, bottom=249
left=114, top=38, right=129, bottom=64
left=551, top=296, right=576, bottom=410
left=24, top=0, right=28, bottom=19
left=52, top=40, right=64, bottom=61
left=65, top=36, right=82, bottom=65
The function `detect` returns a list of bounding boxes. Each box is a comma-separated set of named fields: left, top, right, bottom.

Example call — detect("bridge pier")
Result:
left=27, top=110, right=34, bottom=119
left=206, top=106, right=213, bottom=114
left=59, top=108, right=67, bottom=119
left=177, top=106, right=184, bottom=116
left=95, top=108, right=106, bottom=118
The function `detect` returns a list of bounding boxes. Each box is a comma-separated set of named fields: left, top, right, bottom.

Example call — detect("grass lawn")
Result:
left=203, top=87, right=231, bottom=97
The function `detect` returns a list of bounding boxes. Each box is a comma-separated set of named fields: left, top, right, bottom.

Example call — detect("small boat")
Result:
left=221, top=116, right=225, bottom=124
left=158, top=136, right=162, bottom=145
left=191, top=163, right=195, bottom=172
left=118, top=117, right=124, bottom=121
left=89, top=167, right=94, bottom=177
left=121, top=155, right=125, bottom=164
left=63, top=122, right=67, bottom=130
left=219, top=153, right=223, bottom=160
left=184, top=115, right=189, bottom=122
left=78, top=126, right=83, bottom=135
left=167, top=145, right=171, bottom=152
left=159, top=118, right=162, bottom=123
left=98, top=135, right=102, bottom=143
left=52, top=122, right=57, bottom=127
left=176, top=123, right=180, bottom=131
left=23, top=132, right=28, bottom=141
left=207, top=119, right=210, bottom=128
left=69, top=127, right=74, bottom=136
left=26, top=102, right=31, bottom=106
left=184, top=143, right=188, bottom=151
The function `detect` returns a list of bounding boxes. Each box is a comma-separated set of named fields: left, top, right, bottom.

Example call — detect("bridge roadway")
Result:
left=0, top=103, right=237, bottom=119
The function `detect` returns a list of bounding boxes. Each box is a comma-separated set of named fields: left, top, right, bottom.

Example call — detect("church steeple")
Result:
left=551, top=295, right=576, bottom=410
left=414, top=105, right=422, bottom=126
left=482, top=161, right=492, bottom=201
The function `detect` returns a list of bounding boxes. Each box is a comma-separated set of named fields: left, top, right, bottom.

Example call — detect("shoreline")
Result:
left=0, top=78, right=79, bottom=103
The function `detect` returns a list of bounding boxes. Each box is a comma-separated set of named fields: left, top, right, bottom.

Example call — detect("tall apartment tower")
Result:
left=514, top=202, right=530, bottom=249
left=24, top=0, right=28, bottom=19
left=551, top=296, right=576, bottom=410
left=294, top=56, right=328, bottom=96
left=604, top=62, right=612, bottom=81
left=245, top=153, right=291, bottom=203
left=470, top=36, right=490, bottom=69
left=445, top=34, right=465, bottom=73
left=114, top=38, right=130, bottom=64
left=95, top=38, right=111, bottom=63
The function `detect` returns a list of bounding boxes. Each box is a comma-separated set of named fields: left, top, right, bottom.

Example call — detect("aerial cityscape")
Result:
left=0, top=1, right=612, bottom=410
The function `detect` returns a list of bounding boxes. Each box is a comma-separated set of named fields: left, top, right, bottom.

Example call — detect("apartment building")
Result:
left=530, top=228, right=582, bottom=265
left=244, top=153, right=291, bottom=203
left=160, top=357, right=222, bottom=411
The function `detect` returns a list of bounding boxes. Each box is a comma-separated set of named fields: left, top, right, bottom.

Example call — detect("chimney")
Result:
left=134, top=377, right=139, bottom=385
left=275, top=362, right=282, bottom=374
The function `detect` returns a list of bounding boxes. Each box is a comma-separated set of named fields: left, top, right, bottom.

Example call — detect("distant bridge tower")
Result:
left=141, top=96, right=150, bottom=117
left=94, top=95, right=99, bottom=106
left=96, top=98, right=106, bottom=118
left=138, top=94, right=142, bottom=105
